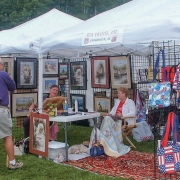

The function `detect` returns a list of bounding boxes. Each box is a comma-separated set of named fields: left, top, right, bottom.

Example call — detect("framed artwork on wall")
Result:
left=1, top=57, right=14, bottom=79
left=94, top=91, right=106, bottom=97
left=43, top=59, right=59, bottom=76
left=70, top=61, right=87, bottom=90
left=70, top=94, right=86, bottom=111
left=16, top=58, right=38, bottom=89
left=59, top=63, right=68, bottom=79
left=91, top=57, right=110, bottom=88
left=110, top=56, right=131, bottom=89
left=29, top=112, right=49, bottom=158
left=11, top=92, right=38, bottom=117
left=43, top=77, right=59, bottom=93
left=94, top=97, right=111, bottom=116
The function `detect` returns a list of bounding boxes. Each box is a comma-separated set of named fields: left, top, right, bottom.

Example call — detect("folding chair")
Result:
left=121, top=116, right=137, bottom=149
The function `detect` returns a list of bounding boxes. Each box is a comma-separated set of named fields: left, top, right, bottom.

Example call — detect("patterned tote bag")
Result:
left=157, top=112, right=180, bottom=174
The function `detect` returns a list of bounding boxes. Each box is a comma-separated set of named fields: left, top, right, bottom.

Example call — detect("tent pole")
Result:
left=38, top=54, right=43, bottom=113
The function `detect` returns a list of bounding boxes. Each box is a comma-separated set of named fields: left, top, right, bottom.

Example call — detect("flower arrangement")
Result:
left=47, top=103, right=57, bottom=117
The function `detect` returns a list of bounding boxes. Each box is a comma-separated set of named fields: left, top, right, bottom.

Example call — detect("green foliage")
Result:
left=0, top=0, right=131, bottom=30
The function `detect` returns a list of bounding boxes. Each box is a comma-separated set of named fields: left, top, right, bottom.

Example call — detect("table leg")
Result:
left=94, top=117, right=98, bottom=142
left=64, top=122, right=68, bottom=161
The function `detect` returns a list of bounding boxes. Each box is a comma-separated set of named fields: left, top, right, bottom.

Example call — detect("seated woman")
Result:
left=100, top=87, right=136, bottom=157
left=23, top=84, right=59, bottom=140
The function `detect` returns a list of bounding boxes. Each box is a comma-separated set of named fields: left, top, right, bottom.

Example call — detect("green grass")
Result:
left=0, top=123, right=156, bottom=180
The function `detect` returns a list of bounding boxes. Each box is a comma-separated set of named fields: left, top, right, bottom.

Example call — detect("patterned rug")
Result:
left=64, top=151, right=180, bottom=180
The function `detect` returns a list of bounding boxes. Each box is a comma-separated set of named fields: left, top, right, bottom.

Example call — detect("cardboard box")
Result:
left=48, top=141, right=68, bottom=160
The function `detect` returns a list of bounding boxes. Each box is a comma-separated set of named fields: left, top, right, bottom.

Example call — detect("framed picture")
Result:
left=113, top=97, right=118, bottom=106
left=94, top=91, right=106, bottom=97
left=1, top=57, right=14, bottom=79
left=16, top=58, right=38, bottom=89
left=110, top=56, right=131, bottom=89
left=91, top=57, right=110, bottom=88
left=11, top=93, right=38, bottom=117
left=70, top=61, right=87, bottom=90
left=29, top=112, right=49, bottom=158
left=94, top=97, right=111, bottom=116
left=43, top=77, right=58, bottom=93
left=59, top=79, right=65, bottom=85
left=59, top=63, right=68, bottom=79
left=70, top=94, right=86, bottom=111
left=43, top=59, right=58, bottom=76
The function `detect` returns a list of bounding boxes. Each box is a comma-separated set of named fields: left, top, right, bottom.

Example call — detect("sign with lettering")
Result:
left=81, top=28, right=124, bottom=46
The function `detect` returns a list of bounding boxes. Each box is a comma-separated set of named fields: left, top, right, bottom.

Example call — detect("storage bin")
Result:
left=48, top=141, right=68, bottom=160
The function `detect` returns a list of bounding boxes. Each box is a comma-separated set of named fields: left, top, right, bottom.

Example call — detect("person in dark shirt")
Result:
left=0, top=57, right=23, bottom=169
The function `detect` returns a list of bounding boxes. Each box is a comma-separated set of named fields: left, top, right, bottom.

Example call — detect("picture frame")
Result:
left=113, top=97, right=118, bottom=106
left=16, top=58, right=38, bottom=89
left=110, top=56, right=131, bottom=89
left=91, top=57, right=110, bottom=88
left=94, top=97, right=111, bottom=116
left=70, top=61, right=87, bottom=90
left=59, top=63, right=69, bottom=79
left=1, top=57, right=14, bottom=79
left=43, top=59, right=59, bottom=76
left=70, top=94, right=86, bottom=111
left=94, top=91, right=106, bottom=97
left=29, top=112, right=49, bottom=158
left=59, top=79, right=65, bottom=85
left=43, top=77, right=58, bottom=93
left=11, top=93, right=38, bottom=117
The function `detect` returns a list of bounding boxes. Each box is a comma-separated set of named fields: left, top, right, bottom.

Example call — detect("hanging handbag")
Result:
left=134, top=89, right=146, bottom=122
left=148, top=50, right=171, bottom=108
left=157, top=112, right=180, bottom=174
left=172, top=64, right=180, bottom=90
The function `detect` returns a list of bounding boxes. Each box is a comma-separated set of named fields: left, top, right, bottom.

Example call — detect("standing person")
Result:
left=100, top=87, right=136, bottom=157
left=0, top=58, right=23, bottom=169
left=23, top=84, right=59, bottom=139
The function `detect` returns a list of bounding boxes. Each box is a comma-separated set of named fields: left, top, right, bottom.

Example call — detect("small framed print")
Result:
left=94, top=91, right=106, bottom=97
left=91, top=57, right=110, bottom=88
left=110, top=56, right=131, bottom=89
left=43, top=59, right=58, bottom=76
left=43, top=77, right=58, bottom=93
left=70, top=61, right=87, bottom=90
left=59, top=63, right=68, bottom=79
left=29, top=112, right=49, bottom=158
left=1, top=57, right=14, bottom=79
left=11, top=92, right=38, bottom=117
left=94, top=97, right=111, bottom=116
left=59, top=79, right=65, bottom=85
left=16, top=58, right=38, bottom=89
left=70, top=94, right=86, bottom=111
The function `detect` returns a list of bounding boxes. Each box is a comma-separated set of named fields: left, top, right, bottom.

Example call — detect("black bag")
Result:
left=24, top=137, right=30, bottom=154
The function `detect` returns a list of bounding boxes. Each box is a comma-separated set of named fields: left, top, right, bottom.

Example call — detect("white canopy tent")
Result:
left=1, top=0, right=180, bottom=111
left=40, top=0, right=180, bottom=58
left=0, top=9, right=83, bottom=111
left=0, top=8, right=83, bottom=56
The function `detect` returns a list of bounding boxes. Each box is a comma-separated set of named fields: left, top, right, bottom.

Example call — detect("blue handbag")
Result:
left=90, top=143, right=104, bottom=157
left=149, top=50, right=171, bottom=108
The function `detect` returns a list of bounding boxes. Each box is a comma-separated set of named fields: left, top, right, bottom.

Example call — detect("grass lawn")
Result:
left=0, top=123, right=156, bottom=180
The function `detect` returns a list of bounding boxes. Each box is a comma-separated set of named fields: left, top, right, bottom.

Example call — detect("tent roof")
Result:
left=0, top=8, right=83, bottom=55
left=40, top=0, right=180, bottom=57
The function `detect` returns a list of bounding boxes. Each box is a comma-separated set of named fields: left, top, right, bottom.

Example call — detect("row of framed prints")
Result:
left=2, top=56, right=131, bottom=90
left=10, top=92, right=117, bottom=117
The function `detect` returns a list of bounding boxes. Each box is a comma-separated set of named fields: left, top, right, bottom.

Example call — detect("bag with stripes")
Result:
left=157, top=112, right=180, bottom=174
